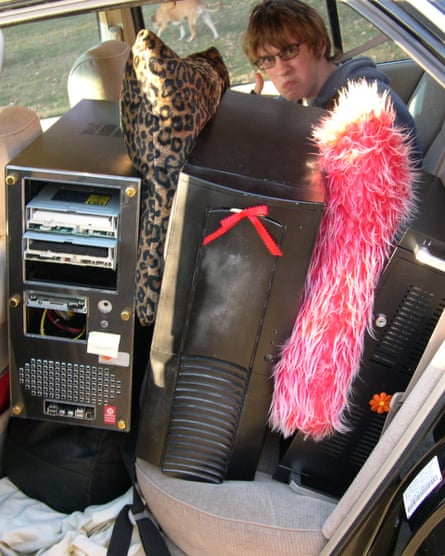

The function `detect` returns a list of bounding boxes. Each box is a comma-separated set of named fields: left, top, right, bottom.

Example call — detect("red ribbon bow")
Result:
left=203, top=205, right=282, bottom=256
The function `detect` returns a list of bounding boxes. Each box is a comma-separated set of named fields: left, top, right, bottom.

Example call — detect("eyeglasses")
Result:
left=254, top=43, right=302, bottom=70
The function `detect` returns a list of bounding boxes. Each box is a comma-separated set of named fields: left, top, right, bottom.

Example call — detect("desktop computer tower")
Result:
left=136, top=90, right=327, bottom=482
left=6, top=100, right=141, bottom=432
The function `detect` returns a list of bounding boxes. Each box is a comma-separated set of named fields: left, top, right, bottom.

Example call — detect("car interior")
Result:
left=0, top=1, right=445, bottom=554
left=63, top=37, right=445, bottom=178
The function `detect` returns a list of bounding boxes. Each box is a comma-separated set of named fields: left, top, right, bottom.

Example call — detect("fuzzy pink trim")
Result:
left=270, top=80, right=417, bottom=440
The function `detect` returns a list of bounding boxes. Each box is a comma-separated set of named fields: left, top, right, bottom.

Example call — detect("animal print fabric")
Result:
left=121, top=29, right=230, bottom=326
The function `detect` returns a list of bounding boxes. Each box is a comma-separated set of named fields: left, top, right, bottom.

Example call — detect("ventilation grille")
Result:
left=372, top=286, right=444, bottom=376
left=315, top=406, right=386, bottom=468
left=349, top=415, right=387, bottom=467
left=162, top=356, right=250, bottom=483
left=315, top=288, right=445, bottom=473
left=82, top=122, right=122, bottom=138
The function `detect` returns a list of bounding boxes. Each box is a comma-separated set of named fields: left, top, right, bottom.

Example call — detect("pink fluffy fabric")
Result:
left=269, top=80, right=417, bottom=440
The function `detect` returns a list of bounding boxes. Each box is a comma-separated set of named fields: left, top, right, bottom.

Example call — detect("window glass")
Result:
left=140, top=1, right=405, bottom=89
left=140, top=0, right=331, bottom=89
left=142, top=0, right=262, bottom=87
left=0, top=13, right=98, bottom=119
left=0, top=1, right=410, bottom=123
left=336, top=3, right=406, bottom=63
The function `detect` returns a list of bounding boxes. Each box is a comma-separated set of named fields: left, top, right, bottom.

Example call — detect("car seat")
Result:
left=406, top=72, right=445, bottom=179
left=424, top=122, right=445, bottom=181
left=135, top=315, right=445, bottom=555
left=0, top=105, right=42, bottom=377
left=0, top=104, right=42, bottom=465
left=67, top=40, right=130, bottom=107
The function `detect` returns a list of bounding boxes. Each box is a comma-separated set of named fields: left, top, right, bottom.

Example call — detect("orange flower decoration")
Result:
left=369, top=392, right=392, bottom=414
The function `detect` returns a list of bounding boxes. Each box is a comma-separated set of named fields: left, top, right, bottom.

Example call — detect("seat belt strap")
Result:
left=107, top=503, right=134, bottom=556
left=336, top=33, right=389, bottom=62
left=107, top=485, right=171, bottom=556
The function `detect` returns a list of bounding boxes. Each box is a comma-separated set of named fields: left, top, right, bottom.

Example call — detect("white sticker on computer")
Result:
left=403, top=455, right=443, bottom=519
left=87, top=331, right=120, bottom=358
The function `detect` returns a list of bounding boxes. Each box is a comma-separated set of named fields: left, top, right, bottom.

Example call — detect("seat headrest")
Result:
left=67, top=40, right=130, bottom=107
left=0, top=105, right=42, bottom=236
left=0, top=105, right=41, bottom=336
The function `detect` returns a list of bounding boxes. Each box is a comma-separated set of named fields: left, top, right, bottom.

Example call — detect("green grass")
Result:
left=0, top=1, right=403, bottom=119
left=0, top=14, right=99, bottom=117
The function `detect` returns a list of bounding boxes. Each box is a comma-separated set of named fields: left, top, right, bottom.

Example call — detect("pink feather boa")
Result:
left=269, top=80, right=417, bottom=440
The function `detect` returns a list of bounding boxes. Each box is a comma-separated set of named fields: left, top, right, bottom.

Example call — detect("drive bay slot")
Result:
left=25, top=182, right=120, bottom=239
left=25, top=291, right=88, bottom=313
left=25, top=291, right=88, bottom=340
left=24, top=231, right=117, bottom=269
left=26, top=182, right=120, bottom=216
left=27, top=209, right=118, bottom=238
left=25, top=260, right=117, bottom=290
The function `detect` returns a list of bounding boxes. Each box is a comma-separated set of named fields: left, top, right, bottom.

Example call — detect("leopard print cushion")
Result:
left=121, top=29, right=230, bottom=326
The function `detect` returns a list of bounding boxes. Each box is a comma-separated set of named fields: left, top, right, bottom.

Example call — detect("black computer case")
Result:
left=136, top=90, right=326, bottom=482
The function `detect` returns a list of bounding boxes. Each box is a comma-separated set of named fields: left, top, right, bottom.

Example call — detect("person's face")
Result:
left=255, top=41, right=328, bottom=102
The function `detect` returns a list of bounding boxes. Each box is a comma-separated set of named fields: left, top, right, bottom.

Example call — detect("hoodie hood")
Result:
left=313, top=56, right=390, bottom=109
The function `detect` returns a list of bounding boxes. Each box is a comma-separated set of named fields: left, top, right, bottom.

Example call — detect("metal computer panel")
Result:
left=6, top=100, right=141, bottom=432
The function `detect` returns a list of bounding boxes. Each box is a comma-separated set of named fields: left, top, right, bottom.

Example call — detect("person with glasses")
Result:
left=243, top=0, right=422, bottom=162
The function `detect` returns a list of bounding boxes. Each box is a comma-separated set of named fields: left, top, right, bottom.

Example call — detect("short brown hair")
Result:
left=244, top=0, right=333, bottom=66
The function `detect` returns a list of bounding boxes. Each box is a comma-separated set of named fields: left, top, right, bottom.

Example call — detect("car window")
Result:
left=142, top=0, right=331, bottom=87
left=0, top=13, right=98, bottom=119
left=141, top=0, right=258, bottom=87
left=141, top=1, right=406, bottom=85
left=336, top=2, right=406, bottom=63
left=0, top=0, right=409, bottom=123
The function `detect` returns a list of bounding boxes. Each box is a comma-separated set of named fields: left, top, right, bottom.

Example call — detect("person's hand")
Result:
left=252, top=72, right=264, bottom=94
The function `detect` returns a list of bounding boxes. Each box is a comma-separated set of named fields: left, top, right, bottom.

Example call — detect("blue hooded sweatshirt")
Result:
left=311, top=57, right=423, bottom=165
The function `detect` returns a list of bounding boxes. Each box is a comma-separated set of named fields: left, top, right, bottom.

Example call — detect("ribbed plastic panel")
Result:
left=372, top=285, right=432, bottom=366
left=306, top=405, right=386, bottom=468
left=162, top=355, right=250, bottom=483
left=372, top=285, right=445, bottom=377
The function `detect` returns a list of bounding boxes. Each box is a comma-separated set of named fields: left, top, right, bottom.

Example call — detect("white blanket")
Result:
left=0, top=478, right=144, bottom=555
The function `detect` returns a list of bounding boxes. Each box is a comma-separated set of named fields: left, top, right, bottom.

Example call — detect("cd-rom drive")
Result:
left=24, top=182, right=119, bottom=269
left=26, top=182, right=120, bottom=238
left=24, top=230, right=117, bottom=269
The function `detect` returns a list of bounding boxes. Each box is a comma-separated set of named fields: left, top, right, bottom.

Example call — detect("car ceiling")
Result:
left=0, top=0, right=160, bottom=26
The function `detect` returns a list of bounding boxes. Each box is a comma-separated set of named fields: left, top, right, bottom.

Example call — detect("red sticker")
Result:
left=104, top=405, right=117, bottom=425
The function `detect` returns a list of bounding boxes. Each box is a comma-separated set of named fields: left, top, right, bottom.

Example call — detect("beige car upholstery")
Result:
left=0, top=105, right=42, bottom=373
left=0, top=30, right=4, bottom=76
left=384, top=61, right=445, bottom=180
left=67, top=39, right=130, bottom=107
left=0, top=104, right=42, bottom=465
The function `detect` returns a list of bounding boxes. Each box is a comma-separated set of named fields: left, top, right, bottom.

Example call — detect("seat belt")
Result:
left=336, top=33, right=389, bottom=62
left=108, top=484, right=171, bottom=556
left=107, top=428, right=171, bottom=556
